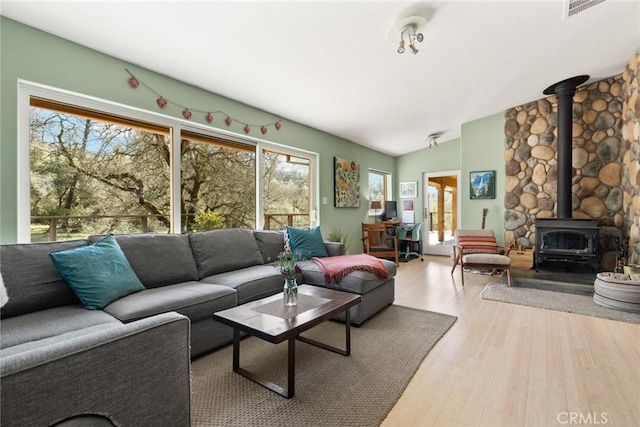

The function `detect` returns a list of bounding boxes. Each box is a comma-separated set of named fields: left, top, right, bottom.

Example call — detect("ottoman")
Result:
left=593, top=272, right=640, bottom=313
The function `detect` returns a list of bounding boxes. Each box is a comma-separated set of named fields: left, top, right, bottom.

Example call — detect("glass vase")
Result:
left=283, top=278, right=298, bottom=307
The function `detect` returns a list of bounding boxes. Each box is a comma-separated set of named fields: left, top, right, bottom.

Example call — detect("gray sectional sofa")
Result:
left=0, top=228, right=396, bottom=426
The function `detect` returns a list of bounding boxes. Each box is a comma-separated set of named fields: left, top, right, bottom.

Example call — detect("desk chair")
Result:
left=362, top=223, right=399, bottom=266
left=398, top=223, right=424, bottom=262
left=451, top=229, right=512, bottom=286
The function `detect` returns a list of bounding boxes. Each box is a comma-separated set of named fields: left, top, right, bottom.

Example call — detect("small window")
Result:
left=368, top=170, right=391, bottom=217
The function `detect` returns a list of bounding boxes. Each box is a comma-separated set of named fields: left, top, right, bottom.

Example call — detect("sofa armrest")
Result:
left=324, top=241, right=346, bottom=257
left=1, top=312, right=191, bottom=427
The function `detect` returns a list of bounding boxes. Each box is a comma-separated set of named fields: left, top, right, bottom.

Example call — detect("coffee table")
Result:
left=212, top=284, right=362, bottom=398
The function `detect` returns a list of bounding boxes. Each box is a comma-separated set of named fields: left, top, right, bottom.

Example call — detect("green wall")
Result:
left=0, top=17, right=394, bottom=246
left=395, top=137, right=462, bottom=235
left=460, top=112, right=506, bottom=242
left=395, top=112, right=507, bottom=245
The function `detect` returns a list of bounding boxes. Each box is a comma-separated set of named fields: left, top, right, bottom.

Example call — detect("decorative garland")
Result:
left=125, top=68, right=282, bottom=134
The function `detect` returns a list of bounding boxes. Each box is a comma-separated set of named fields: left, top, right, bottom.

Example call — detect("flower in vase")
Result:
left=274, top=251, right=305, bottom=280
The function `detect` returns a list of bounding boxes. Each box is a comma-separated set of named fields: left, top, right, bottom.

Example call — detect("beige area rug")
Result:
left=481, top=283, right=640, bottom=324
left=191, top=305, right=457, bottom=426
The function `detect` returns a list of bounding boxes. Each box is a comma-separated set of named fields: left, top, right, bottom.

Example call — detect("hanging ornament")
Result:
left=125, top=70, right=281, bottom=132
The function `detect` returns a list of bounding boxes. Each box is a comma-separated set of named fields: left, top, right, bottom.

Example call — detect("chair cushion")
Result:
left=285, top=226, right=328, bottom=258
left=458, top=235, right=498, bottom=254
left=49, top=235, right=145, bottom=310
left=463, top=253, right=511, bottom=265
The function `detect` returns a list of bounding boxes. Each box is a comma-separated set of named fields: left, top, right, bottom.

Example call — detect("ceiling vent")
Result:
left=564, top=0, right=607, bottom=19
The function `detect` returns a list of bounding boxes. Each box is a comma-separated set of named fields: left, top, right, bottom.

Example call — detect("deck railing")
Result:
left=31, top=212, right=310, bottom=241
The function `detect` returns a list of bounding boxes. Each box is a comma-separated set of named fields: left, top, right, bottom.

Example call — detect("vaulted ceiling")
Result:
left=2, top=0, right=639, bottom=156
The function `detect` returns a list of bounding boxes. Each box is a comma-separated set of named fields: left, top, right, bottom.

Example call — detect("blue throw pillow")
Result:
left=49, top=235, right=145, bottom=310
left=285, top=226, right=328, bottom=258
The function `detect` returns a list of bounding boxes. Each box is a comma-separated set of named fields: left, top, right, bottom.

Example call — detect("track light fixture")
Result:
left=427, top=132, right=442, bottom=149
left=397, top=24, right=423, bottom=55
left=397, top=38, right=405, bottom=54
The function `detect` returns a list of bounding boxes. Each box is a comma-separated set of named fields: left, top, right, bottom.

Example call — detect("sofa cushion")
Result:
left=299, top=259, right=396, bottom=294
left=0, top=240, right=86, bottom=319
left=199, top=265, right=284, bottom=304
left=50, top=235, right=145, bottom=310
left=0, top=305, right=120, bottom=349
left=285, top=226, right=328, bottom=258
left=189, top=229, right=264, bottom=277
left=103, top=282, right=237, bottom=323
left=89, top=233, right=199, bottom=288
left=253, top=230, right=285, bottom=263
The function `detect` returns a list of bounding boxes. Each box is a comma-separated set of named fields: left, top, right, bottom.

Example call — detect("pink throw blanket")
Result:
left=312, top=254, right=388, bottom=284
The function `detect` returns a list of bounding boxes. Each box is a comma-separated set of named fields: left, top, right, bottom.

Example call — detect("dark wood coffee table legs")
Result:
left=297, top=309, right=351, bottom=356
left=232, top=310, right=352, bottom=399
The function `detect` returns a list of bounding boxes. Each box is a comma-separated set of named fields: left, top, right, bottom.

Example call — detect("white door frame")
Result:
left=422, top=170, right=461, bottom=256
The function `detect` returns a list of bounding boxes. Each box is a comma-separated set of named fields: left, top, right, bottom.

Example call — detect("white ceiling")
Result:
left=2, top=0, right=639, bottom=156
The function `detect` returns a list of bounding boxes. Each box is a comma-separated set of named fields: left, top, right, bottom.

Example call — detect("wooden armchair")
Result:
left=451, top=229, right=512, bottom=286
left=362, top=223, right=399, bottom=266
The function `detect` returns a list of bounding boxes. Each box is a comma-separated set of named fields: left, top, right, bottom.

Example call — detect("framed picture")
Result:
left=334, top=157, right=360, bottom=207
left=400, top=181, right=417, bottom=198
left=470, top=170, right=496, bottom=199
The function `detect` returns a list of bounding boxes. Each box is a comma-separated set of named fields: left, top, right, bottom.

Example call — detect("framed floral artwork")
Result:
left=334, top=157, right=360, bottom=207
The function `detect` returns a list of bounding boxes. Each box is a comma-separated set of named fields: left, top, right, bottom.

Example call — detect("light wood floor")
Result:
left=381, top=255, right=640, bottom=427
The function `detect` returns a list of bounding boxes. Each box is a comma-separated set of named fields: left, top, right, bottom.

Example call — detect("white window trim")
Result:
left=17, top=80, right=318, bottom=241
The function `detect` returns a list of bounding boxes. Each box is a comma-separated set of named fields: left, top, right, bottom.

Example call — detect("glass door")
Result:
left=422, top=171, right=460, bottom=256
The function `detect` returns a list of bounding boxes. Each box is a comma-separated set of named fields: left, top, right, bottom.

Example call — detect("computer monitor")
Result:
left=383, top=201, right=397, bottom=220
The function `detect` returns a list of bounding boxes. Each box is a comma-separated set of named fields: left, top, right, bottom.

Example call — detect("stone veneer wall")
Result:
left=621, top=49, right=640, bottom=265
left=504, top=75, right=627, bottom=270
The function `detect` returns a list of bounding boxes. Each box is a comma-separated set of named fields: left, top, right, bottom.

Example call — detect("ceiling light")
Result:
left=390, top=14, right=427, bottom=56
left=397, top=38, right=405, bottom=54
left=397, top=24, right=423, bottom=55
left=427, top=132, right=442, bottom=148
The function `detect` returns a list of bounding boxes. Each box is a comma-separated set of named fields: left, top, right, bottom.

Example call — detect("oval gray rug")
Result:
left=481, top=283, right=640, bottom=324
left=191, top=305, right=456, bottom=427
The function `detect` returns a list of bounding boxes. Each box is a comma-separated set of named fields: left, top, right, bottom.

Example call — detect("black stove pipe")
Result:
left=543, top=75, right=589, bottom=219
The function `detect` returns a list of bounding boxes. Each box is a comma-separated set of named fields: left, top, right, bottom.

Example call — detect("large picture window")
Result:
left=30, top=98, right=171, bottom=241
left=22, top=86, right=318, bottom=242
left=262, top=149, right=311, bottom=229
left=181, top=131, right=256, bottom=232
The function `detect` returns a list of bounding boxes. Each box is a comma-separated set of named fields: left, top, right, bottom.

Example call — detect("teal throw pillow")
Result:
left=49, top=235, right=145, bottom=310
left=285, top=226, right=328, bottom=258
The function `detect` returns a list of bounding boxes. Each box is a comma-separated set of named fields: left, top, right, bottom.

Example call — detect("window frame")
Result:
left=17, top=80, right=318, bottom=241
left=368, top=169, right=392, bottom=217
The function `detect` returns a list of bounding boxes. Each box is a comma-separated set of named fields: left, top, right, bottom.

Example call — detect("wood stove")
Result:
left=533, top=75, right=600, bottom=273
left=535, top=218, right=599, bottom=272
